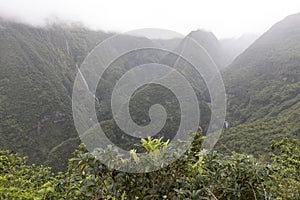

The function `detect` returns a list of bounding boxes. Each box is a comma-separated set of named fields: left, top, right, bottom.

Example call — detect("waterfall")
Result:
left=76, top=64, right=99, bottom=102
left=66, top=40, right=70, bottom=55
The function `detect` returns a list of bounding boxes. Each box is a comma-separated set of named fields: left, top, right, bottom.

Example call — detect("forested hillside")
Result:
left=216, top=13, right=300, bottom=154
left=0, top=19, right=176, bottom=170
left=0, top=20, right=110, bottom=165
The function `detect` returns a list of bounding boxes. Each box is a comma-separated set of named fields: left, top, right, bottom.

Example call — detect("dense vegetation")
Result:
left=224, top=13, right=300, bottom=125
left=0, top=19, right=110, bottom=167
left=217, top=13, right=300, bottom=155
left=0, top=133, right=299, bottom=199
left=0, top=20, right=175, bottom=170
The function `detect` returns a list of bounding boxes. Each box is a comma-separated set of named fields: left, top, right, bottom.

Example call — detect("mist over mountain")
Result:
left=186, top=30, right=257, bottom=69
left=220, top=34, right=259, bottom=66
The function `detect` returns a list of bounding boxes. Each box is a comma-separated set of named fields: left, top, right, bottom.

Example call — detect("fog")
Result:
left=0, top=0, right=300, bottom=39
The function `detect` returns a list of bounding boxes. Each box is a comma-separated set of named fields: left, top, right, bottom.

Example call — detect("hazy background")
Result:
left=0, top=0, right=300, bottom=39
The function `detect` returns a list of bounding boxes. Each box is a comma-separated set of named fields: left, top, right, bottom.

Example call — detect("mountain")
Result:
left=0, top=19, right=112, bottom=166
left=187, top=30, right=228, bottom=69
left=216, top=13, right=300, bottom=155
left=0, top=19, right=169, bottom=170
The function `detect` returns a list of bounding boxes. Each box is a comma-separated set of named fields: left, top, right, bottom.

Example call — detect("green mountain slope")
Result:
left=0, top=20, right=175, bottom=170
left=187, top=30, right=229, bottom=69
left=0, top=20, right=110, bottom=165
left=217, top=13, right=300, bottom=154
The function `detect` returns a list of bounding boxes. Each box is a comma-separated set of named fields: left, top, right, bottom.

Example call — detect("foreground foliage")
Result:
left=0, top=133, right=299, bottom=199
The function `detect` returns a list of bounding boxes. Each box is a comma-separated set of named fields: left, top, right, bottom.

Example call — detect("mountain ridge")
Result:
left=216, top=12, right=300, bottom=154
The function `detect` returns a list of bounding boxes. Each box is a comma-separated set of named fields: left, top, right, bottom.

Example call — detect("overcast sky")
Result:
left=0, top=0, right=300, bottom=39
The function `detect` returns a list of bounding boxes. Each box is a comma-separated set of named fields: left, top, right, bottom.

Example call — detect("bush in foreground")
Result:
left=0, top=132, right=299, bottom=199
